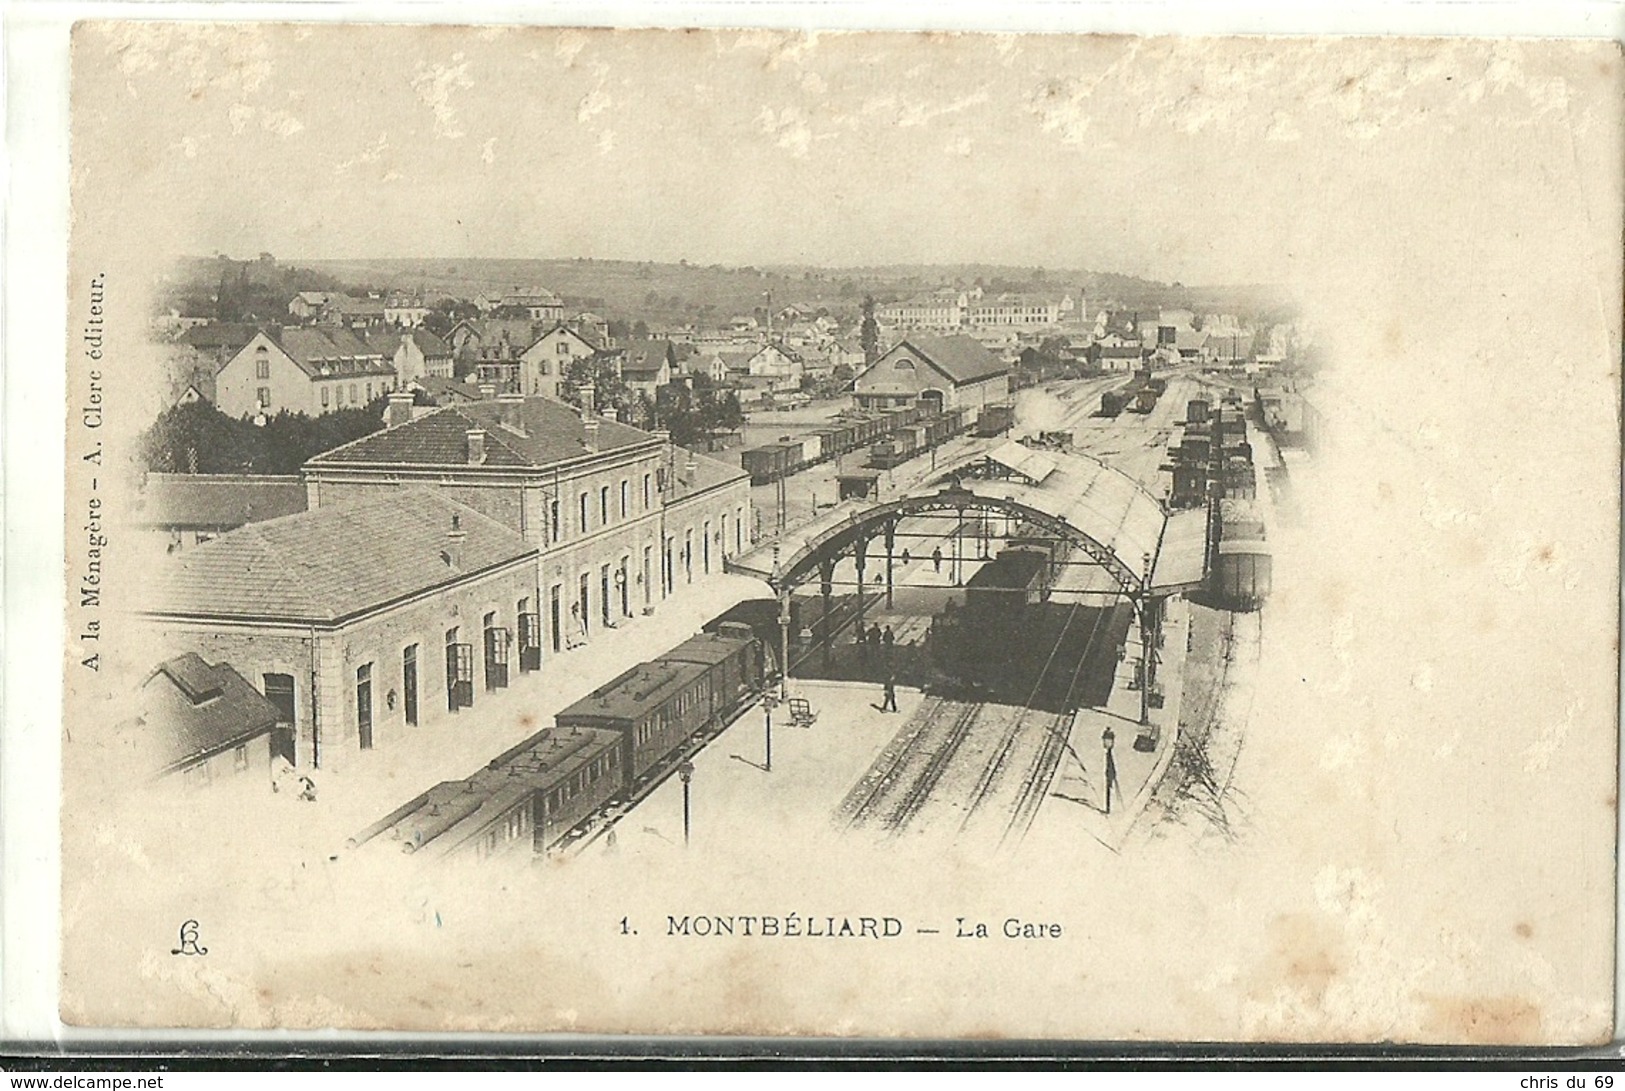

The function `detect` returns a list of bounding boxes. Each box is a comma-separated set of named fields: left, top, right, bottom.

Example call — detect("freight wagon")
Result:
left=1214, top=538, right=1271, bottom=610
left=974, top=403, right=1015, bottom=437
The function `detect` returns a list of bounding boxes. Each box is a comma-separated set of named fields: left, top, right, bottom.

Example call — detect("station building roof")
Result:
left=729, top=446, right=1208, bottom=595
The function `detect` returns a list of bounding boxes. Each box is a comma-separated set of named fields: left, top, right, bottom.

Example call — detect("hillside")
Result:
left=165, top=255, right=1290, bottom=330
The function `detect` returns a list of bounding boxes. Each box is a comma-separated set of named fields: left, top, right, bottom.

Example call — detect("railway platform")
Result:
left=578, top=678, right=926, bottom=858
left=1028, top=596, right=1190, bottom=855
left=295, top=573, right=775, bottom=853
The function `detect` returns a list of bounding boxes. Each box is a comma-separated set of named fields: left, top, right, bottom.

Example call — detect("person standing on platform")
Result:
left=932, top=546, right=943, bottom=574
left=880, top=671, right=899, bottom=713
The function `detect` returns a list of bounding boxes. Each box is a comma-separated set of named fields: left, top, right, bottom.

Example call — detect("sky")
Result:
left=68, top=24, right=1606, bottom=286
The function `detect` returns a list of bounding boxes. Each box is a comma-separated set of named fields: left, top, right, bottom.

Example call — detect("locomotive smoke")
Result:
left=1012, top=387, right=1065, bottom=438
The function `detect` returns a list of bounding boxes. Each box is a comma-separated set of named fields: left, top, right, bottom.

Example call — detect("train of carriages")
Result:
left=1163, top=389, right=1272, bottom=610
left=350, top=624, right=767, bottom=864
left=739, top=401, right=1006, bottom=484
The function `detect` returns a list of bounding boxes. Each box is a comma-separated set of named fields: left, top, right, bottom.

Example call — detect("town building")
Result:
left=498, top=287, right=565, bottom=324
left=877, top=289, right=969, bottom=330
left=215, top=326, right=399, bottom=418
left=1096, top=344, right=1149, bottom=372
left=520, top=325, right=601, bottom=401
left=384, top=293, right=431, bottom=328
left=964, top=292, right=1075, bottom=330
left=287, top=291, right=333, bottom=321
left=139, top=489, right=543, bottom=772
left=851, top=334, right=1011, bottom=415
left=621, top=341, right=675, bottom=398
left=370, top=327, right=454, bottom=385
left=121, top=654, right=284, bottom=786
left=303, top=395, right=753, bottom=674
left=744, top=343, right=804, bottom=388
left=318, top=294, right=389, bottom=329
left=130, top=473, right=309, bottom=555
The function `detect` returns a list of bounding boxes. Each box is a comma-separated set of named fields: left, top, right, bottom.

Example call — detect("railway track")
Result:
left=1000, top=600, right=1120, bottom=847
left=957, top=601, right=1091, bottom=832
left=836, top=695, right=952, bottom=828
left=881, top=700, right=982, bottom=831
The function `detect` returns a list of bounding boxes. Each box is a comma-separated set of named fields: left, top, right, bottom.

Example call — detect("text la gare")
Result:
left=956, top=917, right=1063, bottom=939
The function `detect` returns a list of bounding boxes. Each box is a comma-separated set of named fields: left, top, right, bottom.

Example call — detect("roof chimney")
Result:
left=583, top=417, right=600, bottom=454
left=466, top=428, right=487, bottom=465
left=442, top=512, right=467, bottom=570
left=386, top=390, right=415, bottom=428
left=496, top=392, right=526, bottom=437
left=478, top=382, right=496, bottom=400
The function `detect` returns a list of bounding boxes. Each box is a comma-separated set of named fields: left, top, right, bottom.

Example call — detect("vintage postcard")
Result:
left=53, top=22, right=1619, bottom=1043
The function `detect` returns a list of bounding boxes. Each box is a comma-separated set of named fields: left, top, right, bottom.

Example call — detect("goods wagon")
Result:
left=1214, top=538, right=1271, bottom=609
left=975, top=403, right=1016, bottom=437
left=1186, top=399, right=1211, bottom=424
left=740, top=443, right=796, bottom=486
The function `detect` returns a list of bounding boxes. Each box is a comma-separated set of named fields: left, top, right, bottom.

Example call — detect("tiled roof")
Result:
left=146, top=489, right=536, bottom=623
left=413, top=376, right=483, bottom=404
left=622, top=340, right=673, bottom=376
left=369, top=328, right=452, bottom=359
left=326, top=294, right=386, bottom=316
left=131, top=474, right=308, bottom=529
left=132, top=654, right=282, bottom=774
left=668, top=447, right=749, bottom=500
left=271, top=327, right=395, bottom=379
left=307, top=396, right=654, bottom=469
left=180, top=323, right=259, bottom=353
left=887, top=335, right=1009, bottom=385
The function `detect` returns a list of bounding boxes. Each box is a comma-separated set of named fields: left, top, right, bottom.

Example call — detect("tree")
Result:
left=860, top=295, right=880, bottom=365
left=632, top=319, right=650, bottom=340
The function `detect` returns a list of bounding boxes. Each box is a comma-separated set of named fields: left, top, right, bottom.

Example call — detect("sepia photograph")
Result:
left=38, top=17, right=1622, bottom=1046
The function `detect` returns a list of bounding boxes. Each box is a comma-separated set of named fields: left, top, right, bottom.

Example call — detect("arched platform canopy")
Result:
left=727, top=443, right=1210, bottom=598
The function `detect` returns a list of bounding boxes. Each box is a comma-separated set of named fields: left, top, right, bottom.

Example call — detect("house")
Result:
left=448, top=318, right=541, bottom=381
left=130, top=472, right=309, bottom=555
left=138, top=489, right=542, bottom=772
left=303, top=396, right=753, bottom=672
left=851, top=334, right=1011, bottom=415
left=828, top=337, right=866, bottom=370
left=620, top=340, right=675, bottom=398
left=288, top=291, right=332, bottom=321
left=498, top=287, right=565, bottom=324
left=745, top=343, right=804, bottom=387
left=384, top=293, right=431, bottom=328
left=122, top=654, right=284, bottom=785
left=690, top=353, right=731, bottom=385
left=215, top=326, right=398, bottom=418
left=1096, top=345, right=1149, bottom=372
left=315, top=294, right=390, bottom=328
left=365, top=326, right=454, bottom=385
left=520, top=325, right=601, bottom=401
left=165, top=321, right=259, bottom=405
left=1175, top=328, right=1211, bottom=361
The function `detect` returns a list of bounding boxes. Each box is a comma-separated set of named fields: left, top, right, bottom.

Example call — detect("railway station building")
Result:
left=303, top=393, right=753, bottom=667
left=850, top=334, right=1011, bottom=417
left=136, top=489, right=542, bottom=773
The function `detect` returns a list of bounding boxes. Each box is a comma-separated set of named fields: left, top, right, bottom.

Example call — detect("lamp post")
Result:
left=678, top=760, right=695, bottom=845
left=762, top=692, right=778, bottom=772
left=771, top=545, right=790, bottom=704
left=1102, top=726, right=1117, bottom=815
